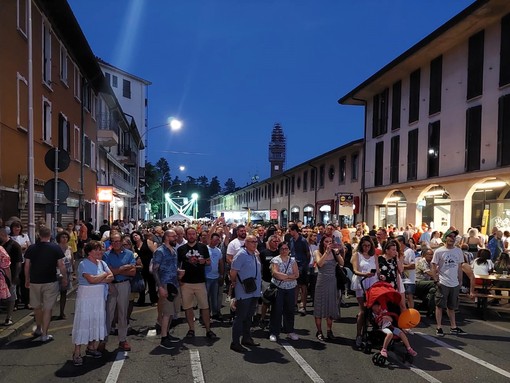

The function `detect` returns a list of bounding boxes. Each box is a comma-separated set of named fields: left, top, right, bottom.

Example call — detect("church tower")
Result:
left=268, top=123, right=286, bottom=177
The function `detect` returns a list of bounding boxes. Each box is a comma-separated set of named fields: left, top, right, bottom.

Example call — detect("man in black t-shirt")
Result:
left=24, top=226, right=67, bottom=342
left=177, top=227, right=217, bottom=339
left=0, top=228, right=22, bottom=325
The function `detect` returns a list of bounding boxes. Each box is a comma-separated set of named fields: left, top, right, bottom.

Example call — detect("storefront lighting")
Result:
left=424, top=190, right=445, bottom=197
left=386, top=196, right=401, bottom=202
left=475, top=181, right=506, bottom=189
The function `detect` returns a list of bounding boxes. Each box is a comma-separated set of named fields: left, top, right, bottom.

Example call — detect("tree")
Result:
left=209, top=176, right=221, bottom=196
left=224, top=178, right=236, bottom=193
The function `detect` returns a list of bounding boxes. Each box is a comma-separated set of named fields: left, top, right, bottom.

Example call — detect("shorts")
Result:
left=30, top=282, right=59, bottom=310
left=297, top=265, right=309, bottom=285
left=159, top=291, right=181, bottom=316
left=404, top=283, right=416, bottom=295
left=180, top=282, right=209, bottom=310
left=382, top=326, right=402, bottom=337
left=435, top=284, right=460, bottom=310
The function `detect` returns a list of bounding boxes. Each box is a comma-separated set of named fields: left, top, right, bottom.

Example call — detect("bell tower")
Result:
left=268, top=123, right=286, bottom=177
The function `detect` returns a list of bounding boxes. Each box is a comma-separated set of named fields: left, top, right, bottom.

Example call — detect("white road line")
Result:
left=190, top=349, right=205, bottom=383
left=416, top=332, right=510, bottom=379
left=407, top=365, right=442, bottom=383
left=470, top=319, right=510, bottom=334
left=105, top=351, right=127, bottom=383
left=280, top=341, right=325, bottom=383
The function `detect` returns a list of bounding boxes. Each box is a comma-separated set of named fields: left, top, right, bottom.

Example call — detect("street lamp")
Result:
left=135, top=117, right=183, bottom=226
left=191, top=192, right=199, bottom=220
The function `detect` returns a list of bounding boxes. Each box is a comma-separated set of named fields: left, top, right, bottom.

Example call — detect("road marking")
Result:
left=407, top=365, right=442, bottom=383
left=190, top=349, right=205, bottom=383
left=470, top=319, right=510, bottom=334
left=280, top=341, right=325, bottom=383
left=416, top=332, right=510, bottom=379
left=105, top=351, right=127, bottom=383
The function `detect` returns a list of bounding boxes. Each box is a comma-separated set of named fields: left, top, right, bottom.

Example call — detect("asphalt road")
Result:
left=1, top=292, right=509, bottom=383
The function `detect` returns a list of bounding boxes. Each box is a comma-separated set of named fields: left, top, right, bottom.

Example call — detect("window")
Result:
left=60, top=45, right=68, bottom=84
left=374, top=142, right=384, bottom=186
left=91, top=142, right=96, bottom=170
left=17, top=0, right=28, bottom=36
left=372, top=88, right=388, bottom=137
left=73, top=125, right=80, bottom=161
left=285, top=178, right=288, bottom=195
left=351, top=153, right=359, bottom=181
left=303, top=170, right=308, bottom=191
left=391, top=81, right=401, bottom=131
left=467, top=30, right=484, bottom=100
left=112, top=75, right=118, bottom=88
left=280, top=179, right=284, bottom=196
left=429, top=55, right=442, bottom=115
left=74, top=65, right=81, bottom=101
left=296, top=176, right=301, bottom=190
left=466, top=106, right=482, bottom=172
left=338, top=157, right=346, bottom=184
left=84, top=135, right=91, bottom=166
left=319, top=164, right=325, bottom=188
left=409, top=69, right=420, bottom=123
left=58, top=113, right=70, bottom=153
left=500, top=13, right=510, bottom=87
left=428, top=121, right=441, bottom=178
left=310, top=168, right=316, bottom=190
left=328, top=166, right=335, bottom=182
left=123, top=79, right=131, bottom=99
left=497, top=94, right=510, bottom=166
left=390, top=135, right=400, bottom=184
left=17, top=73, right=28, bottom=131
left=42, top=21, right=52, bottom=85
left=407, top=129, right=418, bottom=181
left=83, top=83, right=92, bottom=111
left=291, top=175, right=295, bottom=194
left=42, top=97, right=52, bottom=143
left=105, top=72, right=111, bottom=86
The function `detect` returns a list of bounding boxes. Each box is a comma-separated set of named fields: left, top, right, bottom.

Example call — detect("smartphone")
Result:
left=220, top=212, right=225, bottom=217
left=335, top=236, right=341, bottom=245
left=370, top=269, right=376, bottom=274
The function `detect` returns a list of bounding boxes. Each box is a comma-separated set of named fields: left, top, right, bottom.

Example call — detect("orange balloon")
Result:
left=398, top=308, right=421, bottom=329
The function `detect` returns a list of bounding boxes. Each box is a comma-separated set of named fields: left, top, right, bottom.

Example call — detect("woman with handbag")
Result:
left=313, top=236, right=344, bottom=341
left=131, top=231, right=158, bottom=306
left=268, top=242, right=299, bottom=342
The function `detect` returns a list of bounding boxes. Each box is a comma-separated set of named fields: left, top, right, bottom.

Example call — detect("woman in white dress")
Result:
left=71, top=240, right=113, bottom=366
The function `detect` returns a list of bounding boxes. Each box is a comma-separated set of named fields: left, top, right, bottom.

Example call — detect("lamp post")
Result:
left=135, top=117, right=182, bottom=226
left=191, top=192, right=199, bottom=220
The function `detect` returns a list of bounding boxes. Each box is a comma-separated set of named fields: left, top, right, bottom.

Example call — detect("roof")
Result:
left=97, top=57, right=152, bottom=85
left=337, top=0, right=510, bottom=105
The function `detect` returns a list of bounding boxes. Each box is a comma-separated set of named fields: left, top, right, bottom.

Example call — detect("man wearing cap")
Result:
left=430, top=228, right=472, bottom=336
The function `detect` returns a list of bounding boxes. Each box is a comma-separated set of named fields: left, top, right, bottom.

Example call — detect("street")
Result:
left=1, top=292, right=509, bottom=383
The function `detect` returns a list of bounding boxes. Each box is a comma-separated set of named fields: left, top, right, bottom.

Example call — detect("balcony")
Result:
left=97, top=113, right=120, bottom=147
left=97, top=129, right=119, bottom=147
left=120, top=147, right=137, bottom=167
left=111, top=173, right=135, bottom=197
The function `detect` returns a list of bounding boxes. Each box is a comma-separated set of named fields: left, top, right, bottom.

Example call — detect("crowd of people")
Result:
left=0, top=216, right=509, bottom=365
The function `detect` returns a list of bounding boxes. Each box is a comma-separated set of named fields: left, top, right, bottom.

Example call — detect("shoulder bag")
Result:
left=262, top=258, right=291, bottom=304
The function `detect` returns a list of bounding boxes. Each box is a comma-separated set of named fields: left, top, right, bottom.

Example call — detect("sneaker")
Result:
left=287, top=332, right=299, bottom=341
left=206, top=330, right=217, bottom=339
left=355, top=335, right=362, bottom=348
left=407, top=347, right=418, bottom=357
left=32, top=326, right=42, bottom=337
left=3, top=319, right=13, bottom=326
left=37, top=334, right=54, bottom=342
left=72, top=354, right=83, bottom=366
left=85, top=349, right=102, bottom=358
left=160, top=336, right=176, bottom=349
left=269, top=334, right=277, bottom=342
left=380, top=348, right=388, bottom=358
left=436, top=328, right=445, bottom=337
left=316, top=331, right=325, bottom=341
left=186, top=329, right=195, bottom=338
left=119, top=341, right=131, bottom=351
left=230, top=342, right=246, bottom=353
left=450, top=327, right=467, bottom=335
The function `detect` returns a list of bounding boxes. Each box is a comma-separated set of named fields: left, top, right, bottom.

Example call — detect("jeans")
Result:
left=231, top=297, right=258, bottom=344
left=206, top=278, right=220, bottom=315
left=270, top=287, right=295, bottom=336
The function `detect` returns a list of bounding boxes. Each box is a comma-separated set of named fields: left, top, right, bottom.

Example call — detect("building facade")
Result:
left=340, top=0, right=510, bottom=235
left=210, top=139, right=363, bottom=227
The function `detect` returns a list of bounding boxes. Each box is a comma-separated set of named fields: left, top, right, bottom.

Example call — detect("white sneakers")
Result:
left=269, top=334, right=277, bottom=342
left=287, top=333, right=299, bottom=341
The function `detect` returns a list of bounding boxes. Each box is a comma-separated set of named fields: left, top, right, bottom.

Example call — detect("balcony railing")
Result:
left=111, top=173, right=135, bottom=197
left=97, top=113, right=120, bottom=147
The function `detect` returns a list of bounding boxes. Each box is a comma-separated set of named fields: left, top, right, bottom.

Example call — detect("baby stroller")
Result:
left=360, top=281, right=412, bottom=366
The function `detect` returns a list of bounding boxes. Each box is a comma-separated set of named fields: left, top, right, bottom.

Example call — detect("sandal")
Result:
left=72, top=354, right=83, bottom=366
left=85, top=348, right=102, bottom=358
left=316, top=331, right=324, bottom=341
left=186, top=329, right=195, bottom=338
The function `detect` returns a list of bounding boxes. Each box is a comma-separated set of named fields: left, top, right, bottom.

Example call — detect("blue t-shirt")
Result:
left=78, top=258, right=111, bottom=286
left=232, top=248, right=262, bottom=300
left=103, top=248, right=135, bottom=282
left=205, top=246, right=222, bottom=279
left=152, top=245, right=178, bottom=287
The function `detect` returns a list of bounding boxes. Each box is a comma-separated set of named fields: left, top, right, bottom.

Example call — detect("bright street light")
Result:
left=179, top=165, right=186, bottom=172
left=169, top=117, right=183, bottom=131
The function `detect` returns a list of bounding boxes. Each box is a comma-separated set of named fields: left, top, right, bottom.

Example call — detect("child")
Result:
left=371, top=301, right=417, bottom=358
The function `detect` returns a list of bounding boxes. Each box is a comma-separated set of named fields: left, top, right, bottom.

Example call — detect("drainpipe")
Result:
left=308, top=163, right=318, bottom=225
left=264, top=181, right=272, bottom=221
left=352, top=97, right=367, bottom=223
left=80, top=78, right=86, bottom=220
left=27, top=1, right=35, bottom=241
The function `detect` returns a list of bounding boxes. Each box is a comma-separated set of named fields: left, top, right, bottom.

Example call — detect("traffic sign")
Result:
left=44, top=148, right=70, bottom=172
left=43, top=178, right=70, bottom=202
